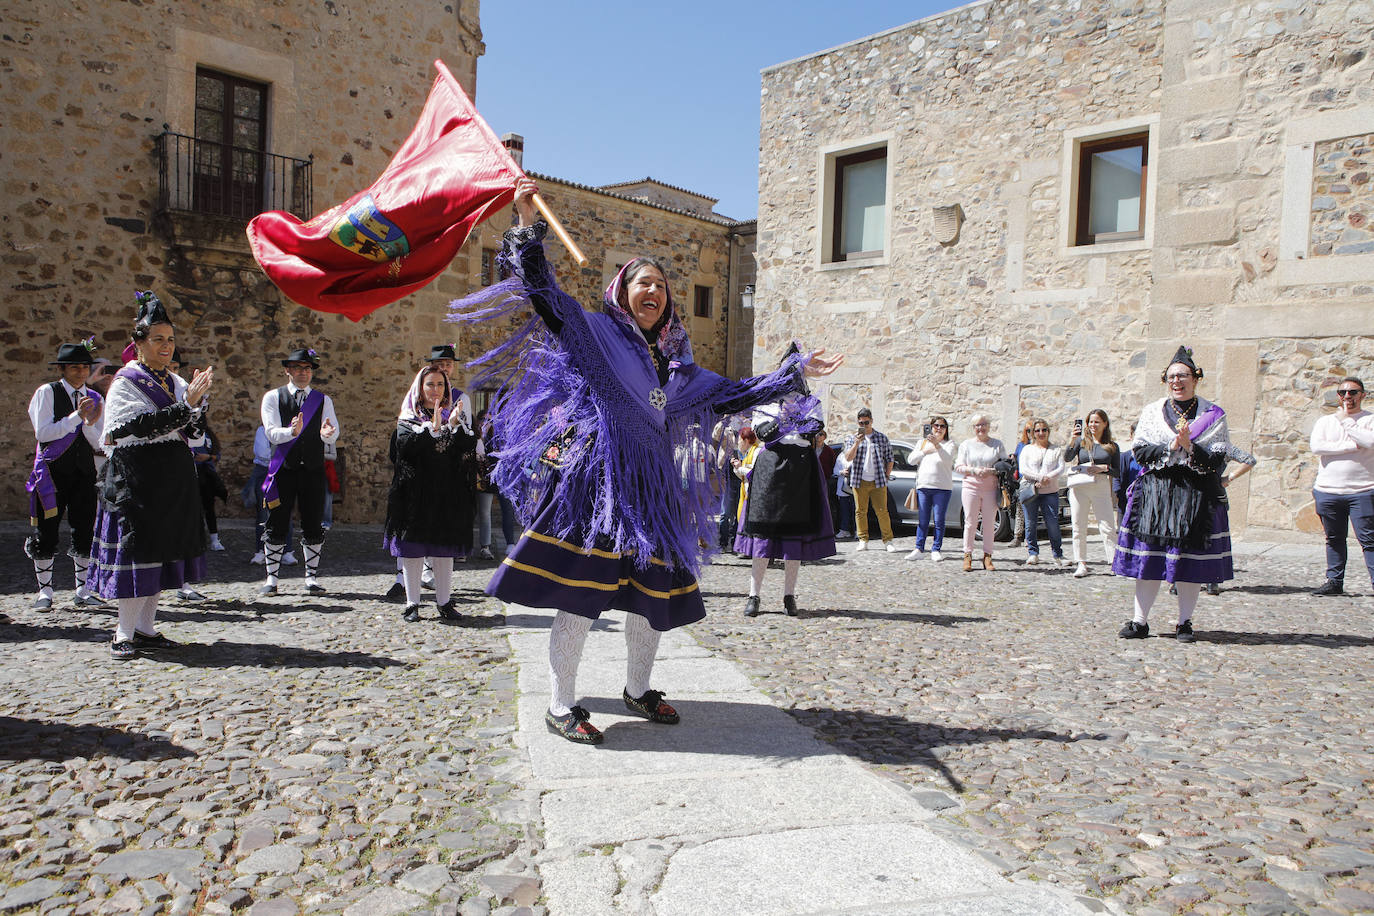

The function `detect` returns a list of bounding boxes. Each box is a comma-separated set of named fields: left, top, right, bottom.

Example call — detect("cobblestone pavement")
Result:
left=0, top=520, right=541, bottom=916
left=3, top=517, right=1374, bottom=915
left=692, top=540, right=1374, bottom=916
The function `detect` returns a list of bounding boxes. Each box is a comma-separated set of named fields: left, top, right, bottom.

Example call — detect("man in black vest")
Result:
left=26, top=342, right=107, bottom=610
left=259, top=347, right=339, bottom=595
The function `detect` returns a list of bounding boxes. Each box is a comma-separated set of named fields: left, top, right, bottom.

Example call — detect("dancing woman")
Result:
left=383, top=364, right=478, bottom=622
left=452, top=178, right=842, bottom=744
left=88, top=292, right=214, bottom=660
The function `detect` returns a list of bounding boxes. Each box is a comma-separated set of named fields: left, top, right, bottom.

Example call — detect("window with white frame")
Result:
left=820, top=139, right=890, bottom=264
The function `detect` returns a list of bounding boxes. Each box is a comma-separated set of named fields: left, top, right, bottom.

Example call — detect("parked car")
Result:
left=867, top=440, right=1068, bottom=543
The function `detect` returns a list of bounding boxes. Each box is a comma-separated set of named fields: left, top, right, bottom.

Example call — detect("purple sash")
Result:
left=1186, top=403, right=1225, bottom=441
left=262, top=389, right=325, bottom=509
left=26, top=388, right=102, bottom=525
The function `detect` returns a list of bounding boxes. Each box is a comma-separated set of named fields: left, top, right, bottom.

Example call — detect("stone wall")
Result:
left=756, top=0, right=1374, bottom=538
left=1, top=0, right=486, bottom=524
left=1311, top=133, right=1374, bottom=257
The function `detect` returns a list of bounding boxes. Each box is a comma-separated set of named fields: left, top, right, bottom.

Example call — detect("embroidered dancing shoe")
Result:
left=623, top=689, right=680, bottom=724
left=546, top=706, right=603, bottom=744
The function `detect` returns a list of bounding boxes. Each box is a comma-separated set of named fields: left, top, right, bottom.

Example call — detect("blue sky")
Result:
left=476, top=1, right=956, bottom=221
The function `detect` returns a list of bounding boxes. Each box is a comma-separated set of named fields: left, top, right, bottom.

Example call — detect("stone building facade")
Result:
left=1, top=1, right=751, bottom=525
left=755, top=0, right=1374, bottom=539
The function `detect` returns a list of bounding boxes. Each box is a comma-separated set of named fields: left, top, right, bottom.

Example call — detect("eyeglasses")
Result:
left=932, top=423, right=947, bottom=428
left=1337, top=389, right=1363, bottom=398
left=858, top=420, right=872, bottom=426
left=1165, top=373, right=1193, bottom=382
left=1033, top=428, right=1049, bottom=433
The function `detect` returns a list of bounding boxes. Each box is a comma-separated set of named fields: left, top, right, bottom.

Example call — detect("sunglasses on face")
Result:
left=858, top=420, right=872, bottom=426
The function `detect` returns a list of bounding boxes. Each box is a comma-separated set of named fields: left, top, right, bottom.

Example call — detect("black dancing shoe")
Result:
left=1312, top=579, right=1343, bottom=597
left=258, top=583, right=278, bottom=597
left=33, top=595, right=53, bottom=611
left=402, top=604, right=421, bottom=623
left=783, top=595, right=798, bottom=616
left=623, top=688, right=680, bottom=724
left=1174, top=620, right=1196, bottom=643
left=436, top=600, right=462, bottom=622
left=132, top=630, right=180, bottom=651
left=304, top=582, right=327, bottom=595
left=384, top=581, right=406, bottom=601
left=1118, top=620, right=1149, bottom=639
left=110, top=639, right=137, bottom=661
left=545, top=706, right=603, bottom=744
left=73, top=593, right=112, bottom=609
left=1204, top=582, right=1222, bottom=596
left=176, top=588, right=207, bottom=602
left=743, top=595, right=760, bottom=617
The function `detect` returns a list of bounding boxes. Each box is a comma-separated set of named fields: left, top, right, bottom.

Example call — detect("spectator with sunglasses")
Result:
left=1310, top=377, right=1374, bottom=596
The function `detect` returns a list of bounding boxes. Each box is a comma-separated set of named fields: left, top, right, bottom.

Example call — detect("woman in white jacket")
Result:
left=904, top=416, right=954, bottom=562
left=1017, top=419, right=1067, bottom=566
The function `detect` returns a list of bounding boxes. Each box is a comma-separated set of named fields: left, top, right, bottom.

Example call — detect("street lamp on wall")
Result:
left=740, top=284, right=755, bottom=310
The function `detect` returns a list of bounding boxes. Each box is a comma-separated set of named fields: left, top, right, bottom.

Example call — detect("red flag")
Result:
left=247, top=60, right=522, bottom=322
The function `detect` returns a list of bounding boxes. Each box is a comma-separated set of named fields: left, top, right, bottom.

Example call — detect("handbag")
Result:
left=903, top=488, right=919, bottom=511
left=1018, top=479, right=1036, bottom=504
left=1066, top=467, right=1096, bottom=488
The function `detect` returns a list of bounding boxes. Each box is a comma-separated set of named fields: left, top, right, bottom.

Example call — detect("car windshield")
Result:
left=891, top=443, right=918, bottom=470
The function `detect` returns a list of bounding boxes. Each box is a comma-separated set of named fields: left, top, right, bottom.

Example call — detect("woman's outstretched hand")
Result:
left=803, top=348, right=844, bottom=378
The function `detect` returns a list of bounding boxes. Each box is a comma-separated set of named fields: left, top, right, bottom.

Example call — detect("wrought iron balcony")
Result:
left=157, top=129, right=312, bottom=221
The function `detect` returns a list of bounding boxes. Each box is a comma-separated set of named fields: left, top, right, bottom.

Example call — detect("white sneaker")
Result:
left=884, top=542, right=897, bottom=553
left=1025, top=554, right=1040, bottom=566
left=931, top=551, right=942, bottom=563
left=904, top=548, right=922, bottom=561
left=208, top=534, right=224, bottom=551
left=282, top=552, right=298, bottom=566
left=249, top=551, right=265, bottom=565
left=835, top=530, right=852, bottom=540
left=1074, top=562, right=1089, bottom=578
left=854, top=540, right=868, bottom=552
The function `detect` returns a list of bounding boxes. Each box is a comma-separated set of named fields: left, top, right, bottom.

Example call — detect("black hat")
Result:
left=1163, top=344, right=1203, bottom=380
left=281, top=347, right=320, bottom=368
left=51, top=342, right=96, bottom=366
left=425, top=344, right=457, bottom=362
left=134, top=290, right=171, bottom=330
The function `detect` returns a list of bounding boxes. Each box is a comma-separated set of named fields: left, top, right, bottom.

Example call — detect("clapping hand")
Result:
left=76, top=395, right=100, bottom=424
left=320, top=417, right=337, bottom=439
left=290, top=414, right=304, bottom=436
left=186, top=366, right=214, bottom=405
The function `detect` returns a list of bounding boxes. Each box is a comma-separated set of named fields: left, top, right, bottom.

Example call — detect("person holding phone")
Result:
left=1017, top=419, right=1066, bottom=566
left=905, top=416, right=954, bottom=561
left=1064, top=409, right=1120, bottom=577
left=842, top=408, right=896, bottom=551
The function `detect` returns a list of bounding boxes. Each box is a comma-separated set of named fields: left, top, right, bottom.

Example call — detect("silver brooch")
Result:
left=648, top=387, right=667, bottom=411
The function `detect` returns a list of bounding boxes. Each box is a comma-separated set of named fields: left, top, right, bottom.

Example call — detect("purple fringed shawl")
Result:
left=450, top=232, right=809, bottom=575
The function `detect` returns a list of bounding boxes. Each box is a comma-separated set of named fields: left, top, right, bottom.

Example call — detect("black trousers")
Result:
left=266, top=466, right=326, bottom=546
left=30, top=469, right=97, bottom=558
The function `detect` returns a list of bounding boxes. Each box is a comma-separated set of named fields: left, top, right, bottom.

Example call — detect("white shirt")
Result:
left=1311, top=410, right=1374, bottom=495
left=260, top=383, right=341, bottom=448
left=915, top=440, right=955, bottom=490
left=29, top=378, right=104, bottom=450
left=1018, top=443, right=1065, bottom=494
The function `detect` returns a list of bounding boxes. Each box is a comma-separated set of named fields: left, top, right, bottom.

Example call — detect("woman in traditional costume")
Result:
left=1113, top=346, right=1234, bottom=642
left=384, top=364, right=479, bottom=623
left=89, top=292, right=214, bottom=660
left=734, top=359, right=836, bottom=618
left=452, top=178, right=842, bottom=744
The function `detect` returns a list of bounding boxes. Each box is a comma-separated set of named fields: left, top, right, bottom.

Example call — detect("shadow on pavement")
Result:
left=797, top=607, right=989, bottom=627
left=0, top=622, right=109, bottom=644
left=1192, top=629, right=1374, bottom=648
left=137, top=640, right=408, bottom=669
left=790, top=706, right=1107, bottom=794
left=0, top=717, right=196, bottom=762
left=1221, top=584, right=1324, bottom=596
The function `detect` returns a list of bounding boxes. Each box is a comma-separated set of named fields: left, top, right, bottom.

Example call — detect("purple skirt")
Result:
left=88, top=504, right=206, bottom=599
left=733, top=444, right=836, bottom=561
left=1112, top=490, right=1233, bottom=584
left=486, top=497, right=704, bottom=632
left=384, top=536, right=461, bottom=559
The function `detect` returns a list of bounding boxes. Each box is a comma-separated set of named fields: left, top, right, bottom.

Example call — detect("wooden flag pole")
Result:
left=531, top=192, right=589, bottom=267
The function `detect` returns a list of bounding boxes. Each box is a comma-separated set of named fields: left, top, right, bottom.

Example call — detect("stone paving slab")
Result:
left=505, top=604, right=1097, bottom=915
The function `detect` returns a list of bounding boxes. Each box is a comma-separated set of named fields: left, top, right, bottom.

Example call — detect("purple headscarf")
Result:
left=602, top=258, right=694, bottom=367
